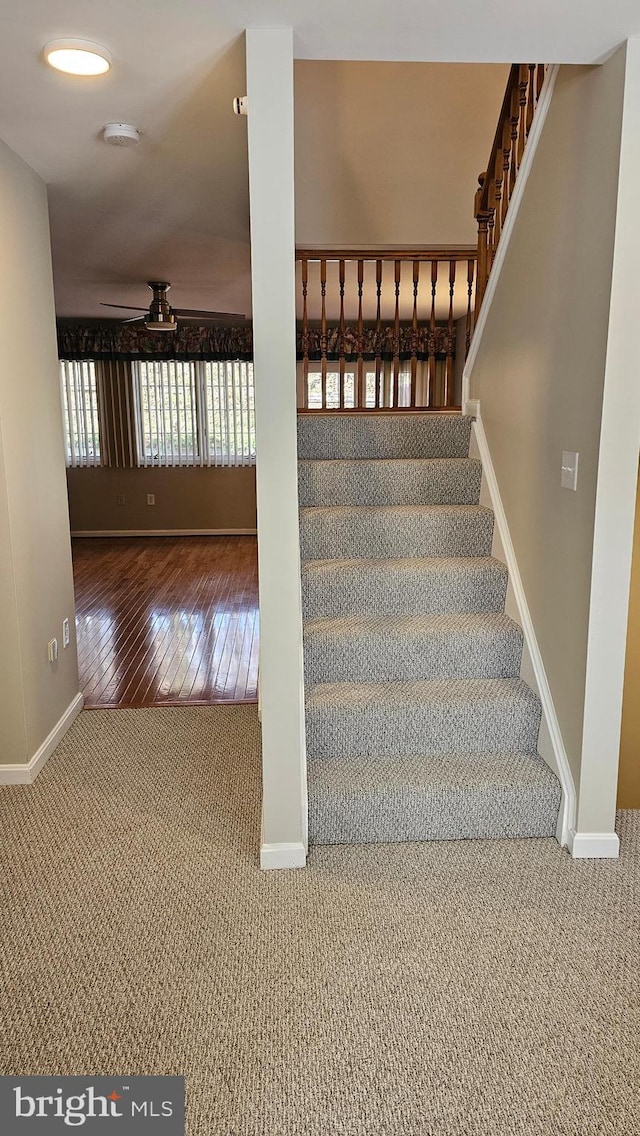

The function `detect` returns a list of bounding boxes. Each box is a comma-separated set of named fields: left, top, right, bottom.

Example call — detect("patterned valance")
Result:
left=300, top=324, right=454, bottom=363
left=57, top=321, right=455, bottom=363
left=57, top=323, right=254, bottom=362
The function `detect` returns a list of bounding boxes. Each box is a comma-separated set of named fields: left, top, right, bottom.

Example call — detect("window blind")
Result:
left=133, top=360, right=255, bottom=468
left=60, top=360, right=102, bottom=466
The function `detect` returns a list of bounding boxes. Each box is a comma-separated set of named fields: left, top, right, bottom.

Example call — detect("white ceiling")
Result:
left=0, top=1, right=637, bottom=319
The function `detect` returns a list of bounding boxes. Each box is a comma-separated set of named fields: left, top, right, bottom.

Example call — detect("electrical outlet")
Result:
left=117, top=494, right=126, bottom=506
left=147, top=493, right=156, bottom=506
left=62, top=618, right=70, bottom=649
left=47, top=638, right=59, bottom=664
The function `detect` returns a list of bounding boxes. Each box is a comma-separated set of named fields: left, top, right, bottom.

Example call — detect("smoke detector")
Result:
left=103, top=122, right=140, bottom=147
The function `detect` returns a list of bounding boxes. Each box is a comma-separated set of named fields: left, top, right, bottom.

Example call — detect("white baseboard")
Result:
left=0, top=692, right=84, bottom=784
left=567, top=829, right=620, bottom=859
left=260, top=842, right=307, bottom=870
left=469, top=410, right=576, bottom=847
left=71, top=529, right=257, bottom=538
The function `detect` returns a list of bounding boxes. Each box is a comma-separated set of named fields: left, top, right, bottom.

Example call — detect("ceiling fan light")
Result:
left=44, top=39, right=112, bottom=76
left=144, top=318, right=177, bottom=333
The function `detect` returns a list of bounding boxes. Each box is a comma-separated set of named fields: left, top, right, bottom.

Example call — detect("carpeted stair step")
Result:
left=298, top=458, right=482, bottom=507
left=298, top=412, right=471, bottom=460
left=301, top=556, right=509, bottom=619
left=303, top=613, right=523, bottom=685
left=308, top=751, right=562, bottom=844
left=305, top=677, right=542, bottom=759
left=300, top=504, right=494, bottom=560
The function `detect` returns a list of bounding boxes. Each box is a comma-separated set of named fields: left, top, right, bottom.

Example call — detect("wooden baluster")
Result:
left=487, top=175, right=497, bottom=271
left=357, top=259, right=365, bottom=407
left=393, top=259, right=401, bottom=407
left=301, top=257, right=309, bottom=409
left=320, top=258, right=327, bottom=409
left=536, top=64, right=545, bottom=102
left=501, top=116, right=512, bottom=231
left=517, top=64, right=529, bottom=168
left=465, top=259, right=475, bottom=358
left=509, top=84, right=520, bottom=191
left=526, top=63, right=536, bottom=136
left=444, top=260, right=455, bottom=407
left=428, top=258, right=438, bottom=406
left=493, top=145, right=504, bottom=251
left=410, top=260, right=419, bottom=407
left=375, top=260, right=382, bottom=407
left=338, top=259, right=346, bottom=409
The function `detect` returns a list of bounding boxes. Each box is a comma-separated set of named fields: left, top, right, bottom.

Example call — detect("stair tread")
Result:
left=309, top=750, right=560, bottom=790
left=304, top=612, right=520, bottom=635
left=302, top=554, right=506, bottom=571
left=306, top=676, right=539, bottom=708
left=300, top=503, right=492, bottom=518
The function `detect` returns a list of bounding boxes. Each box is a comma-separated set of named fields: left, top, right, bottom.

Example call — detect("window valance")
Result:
left=57, top=322, right=455, bottom=363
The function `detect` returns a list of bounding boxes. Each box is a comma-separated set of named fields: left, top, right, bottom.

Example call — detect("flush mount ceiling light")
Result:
left=44, top=39, right=112, bottom=76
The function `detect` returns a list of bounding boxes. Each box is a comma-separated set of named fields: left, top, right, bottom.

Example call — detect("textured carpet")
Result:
left=298, top=413, right=560, bottom=844
left=1, top=706, right=639, bottom=1135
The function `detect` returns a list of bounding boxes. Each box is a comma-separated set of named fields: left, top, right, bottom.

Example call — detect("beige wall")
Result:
left=66, top=466, right=257, bottom=533
left=619, top=464, right=640, bottom=808
left=468, top=58, right=626, bottom=797
left=294, top=61, right=508, bottom=247
left=0, top=138, right=79, bottom=767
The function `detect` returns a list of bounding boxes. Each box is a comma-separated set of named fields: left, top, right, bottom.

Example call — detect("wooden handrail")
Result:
left=296, top=247, right=477, bottom=262
left=475, top=64, right=547, bottom=310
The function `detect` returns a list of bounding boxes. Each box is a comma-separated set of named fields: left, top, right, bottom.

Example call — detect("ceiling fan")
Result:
left=100, top=281, right=244, bottom=333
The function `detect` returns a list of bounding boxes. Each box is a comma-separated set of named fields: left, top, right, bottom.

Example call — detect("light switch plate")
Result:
left=561, top=451, right=579, bottom=491
left=147, top=493, right=156, bottom=506
left=62, top=618, right=70, bottom=649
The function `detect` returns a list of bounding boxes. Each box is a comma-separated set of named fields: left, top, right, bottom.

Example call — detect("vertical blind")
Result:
left=60, top=360, right=102, bottom=466
left=133, top=360, right=255, bottom=468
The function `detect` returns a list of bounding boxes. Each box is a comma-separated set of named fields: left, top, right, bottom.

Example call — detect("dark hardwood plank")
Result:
left=72, top=536, right=259, bottom=708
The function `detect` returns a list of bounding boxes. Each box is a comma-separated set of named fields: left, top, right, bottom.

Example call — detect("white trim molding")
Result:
left=469, top=410, right=576, bottom=847
left=0, top=692, right=84, bottom=784
left=463, top=65, right=559, bottom=414
left=567, top=829, right=620, bottom=859
left=260, top=842, right=307, bottom=870
left=70, top=528, right=257, bottom=538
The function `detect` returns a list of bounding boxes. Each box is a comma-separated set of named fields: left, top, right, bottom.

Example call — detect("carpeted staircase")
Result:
left=298, top=412, right=562, bottom=845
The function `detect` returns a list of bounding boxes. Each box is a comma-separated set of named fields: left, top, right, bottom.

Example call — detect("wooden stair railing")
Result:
left=295, top=249, right=477, bottom=411
left=475, top=64, right=547, bottom=311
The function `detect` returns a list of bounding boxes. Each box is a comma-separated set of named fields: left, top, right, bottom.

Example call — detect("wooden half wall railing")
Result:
left=295, top=64, right=548, bottom=412
left=295, top=250, right=477, bottom=411
left=475, top=63, right=548, bottom=310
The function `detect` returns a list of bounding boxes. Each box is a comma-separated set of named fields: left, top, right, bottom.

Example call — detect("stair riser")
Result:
left=301, top=562, right=509, bottom=619
left=306, top=697, right=542, bottom=759
left=309, top=784, right=560, bottom=844
left=304, top=626, right=523, bottom=684
left=298, top=414, right=471, bottom=460
left=298, top=459, right=482, bottom=508
left=300, top=509, right=494, bottom=560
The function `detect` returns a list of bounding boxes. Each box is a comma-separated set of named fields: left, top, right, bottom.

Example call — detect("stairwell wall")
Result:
left=466, top=50, right=640, bottom=845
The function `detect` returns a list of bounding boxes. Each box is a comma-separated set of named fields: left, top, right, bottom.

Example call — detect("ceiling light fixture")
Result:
left=44, top=39, right=112, bottom=76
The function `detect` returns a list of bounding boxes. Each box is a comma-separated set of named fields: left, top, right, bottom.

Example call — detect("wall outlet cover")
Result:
left=561, top=450, right=579, bottom=491
left=117, top=494, right=126, bottom=506
left=147, top=493, right=156, bottom=506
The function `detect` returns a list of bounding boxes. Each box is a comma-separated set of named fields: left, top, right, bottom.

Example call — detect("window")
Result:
left=60, top=360, right=102, bottom=466
left=133, top=360, right=255, bottom=468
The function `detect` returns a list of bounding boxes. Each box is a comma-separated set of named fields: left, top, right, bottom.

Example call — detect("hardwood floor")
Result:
left=72, top=536, right=259, bottom=708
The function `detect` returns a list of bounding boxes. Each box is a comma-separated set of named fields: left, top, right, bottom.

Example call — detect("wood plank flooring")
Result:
left=72, top=536, right=259, bottom=708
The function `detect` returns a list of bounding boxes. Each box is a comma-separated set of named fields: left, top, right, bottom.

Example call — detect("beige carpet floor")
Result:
left=0, top=706, right=638, bottom=1136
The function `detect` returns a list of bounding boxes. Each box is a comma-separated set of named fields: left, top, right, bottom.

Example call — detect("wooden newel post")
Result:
left=475, top=172, right=490, bottom=313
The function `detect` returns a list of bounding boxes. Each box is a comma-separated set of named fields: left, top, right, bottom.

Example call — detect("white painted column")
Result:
left=246, top=28, right=307, bottom=870
left=571, top=39, right=640, bottom=858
